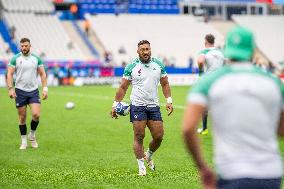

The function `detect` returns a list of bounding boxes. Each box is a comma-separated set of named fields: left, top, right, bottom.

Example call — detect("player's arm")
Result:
left=197, top=55, right=205, bottom=76
left=160, top=76, right=173, bottom=116
left=114, top=78, right=130, bottom=102
left=278, top=111, right=284, bottom=137
left=111, top=78, right=131, bottom=119
left=7, top=66, right=16, bottom=99
left=38, top=66, right=48, bottom=100
left=182, top=103, right=216, bottom=188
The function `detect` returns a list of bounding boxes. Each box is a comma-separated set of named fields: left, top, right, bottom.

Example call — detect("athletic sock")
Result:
left=19, top=124, right=27, bottom=145
left=202, top=114, right=208, bottom=130
left=21, top=135, right=27, bottom=145
left=31, top=120, right=39, bottom=132
left=30, top=130, right=36, bottom=138
left=146, top=149, right=154, bottom=160
left=19, top=124, right=27, bottom=136
left=137, top=158, right=145, bottom=169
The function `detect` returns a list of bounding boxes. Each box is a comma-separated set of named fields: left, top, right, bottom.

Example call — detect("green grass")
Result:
left=0, top=86, right=283, bottom=189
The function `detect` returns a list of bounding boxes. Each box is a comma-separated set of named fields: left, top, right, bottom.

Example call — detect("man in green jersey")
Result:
left=7, top=38, right=48, bottom=150
left=111, top=40, right=173, bottom=176
left=183, top=27, right=284, bottom=189
left=197, top=34, right=224, bottom=135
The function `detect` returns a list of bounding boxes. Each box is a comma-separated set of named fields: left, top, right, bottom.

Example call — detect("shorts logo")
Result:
left=16, top=103, right=19, bottom=106
left=134, top=115, right=138, bottom=118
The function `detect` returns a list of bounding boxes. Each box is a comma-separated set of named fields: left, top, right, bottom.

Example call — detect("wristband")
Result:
left=166, top=97, right=173, bottom=104
left=43, top=86, right=48, bottom=92
left=112, top=101, right=118, bottom=108
left=8, top=86, right=13, bottom=90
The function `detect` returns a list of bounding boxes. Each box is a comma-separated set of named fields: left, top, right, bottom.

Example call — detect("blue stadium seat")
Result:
left=79, top=0, right=180, bottom=14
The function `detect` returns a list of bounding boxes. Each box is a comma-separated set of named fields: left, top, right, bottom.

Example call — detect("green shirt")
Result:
left=188, top=63, right=284, bottom=179
left=199, top=47, right=224, bottom=74
left=8, top=52, right=43, bottom=92
left=123, top=57, right=167, bottom=106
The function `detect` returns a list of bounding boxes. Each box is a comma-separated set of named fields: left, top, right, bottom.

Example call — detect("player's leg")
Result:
left=28, top=103, right=40, bottom=148
left=18, top=106, right=27, bottom=149
left=145, top=106, right=164, bottom=171
left=202, top=110, right=208, bottom=134
left=133, top=120, right=147, bottom=175
left=15, top=88, right=29, bottom=150
left=198, top=109, right=208, bottom=135
left=147, top=120, right=164, bottom=153
left=130, top=105, right=148, bottom=176
left=145, top=120, right=163, bottom=171
left=27, top=89, right=41, bottom=148
left=133, top=121, right=147, bottom=158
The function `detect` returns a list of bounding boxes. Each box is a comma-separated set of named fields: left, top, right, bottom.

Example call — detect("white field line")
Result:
left=50, top=91, right=185, bottom=110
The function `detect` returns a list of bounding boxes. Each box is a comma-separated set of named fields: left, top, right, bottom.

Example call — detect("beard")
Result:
left=139, top=54, right=151, bottom=64
left=21, top=49, right=30, bottom=56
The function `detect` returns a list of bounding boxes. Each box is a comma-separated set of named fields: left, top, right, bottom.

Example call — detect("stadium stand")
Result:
left=0, top=0, right=283, bottom=86
left=233, top=15, right=284, bottom=64
left=0, top=36, right=13, bottom=60
left=128, top=0, right=179, bottom=14
left=78, top=0, right=179, bottom=16
left=86, top=14, right=224, bottom=67
left=61, top=21, right=97, bottom=60
left=1, top=0, right=55, bottom=13
left=3, top=12, right=87, bottom=61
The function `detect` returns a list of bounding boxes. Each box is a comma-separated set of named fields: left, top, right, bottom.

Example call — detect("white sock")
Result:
left=137, top=158, right=145, bottom=169
left=30, top=130, right=36, bottom=138
left=146, top=149, right=153, bottom=160
left=21, top=135, right=27, bottom=145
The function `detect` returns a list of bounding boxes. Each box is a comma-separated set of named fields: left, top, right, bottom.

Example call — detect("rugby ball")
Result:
left=115, top=102, right=130, bottom=116
left=65, top=102, right=75, bottom=109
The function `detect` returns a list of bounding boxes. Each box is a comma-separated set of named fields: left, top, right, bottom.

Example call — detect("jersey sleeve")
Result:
left=187, top=77, right=211, bottom=106
left=275, top=77, right=284, bottom=110
left=154, top=58, right=167, bottom=78
left=8, top=56, right=17, bottom=67
left=35, top=55, right=43, bottom=67
left=123, top=63, right=134, bottom=80
left=280, top=87, right=284, bottom=110
left=198, top=49, right=210, bottom=56
left=160, top=62, right=167, bottom=78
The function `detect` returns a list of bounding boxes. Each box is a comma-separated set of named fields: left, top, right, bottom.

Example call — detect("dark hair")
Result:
left=138, top=40, right=150, bottom=47
left=205, top=34, right=215, bottom=44
left=20, top=38, right=30, bottom=43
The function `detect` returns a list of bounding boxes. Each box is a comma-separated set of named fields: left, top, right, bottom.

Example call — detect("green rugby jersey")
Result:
left=123, top=57, right=167, bottom=106
left=199, top=47, right=224, bottom=74
left=8, top=52, right=43, bottom=92
left=188, top=63, right=284, bottom=179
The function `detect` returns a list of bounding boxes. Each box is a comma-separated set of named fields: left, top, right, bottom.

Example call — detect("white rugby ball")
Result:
left=65, top=102, right=75, bottom=109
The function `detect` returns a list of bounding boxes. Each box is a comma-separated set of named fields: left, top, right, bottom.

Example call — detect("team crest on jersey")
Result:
left=138, top=68, right=141, bottom=76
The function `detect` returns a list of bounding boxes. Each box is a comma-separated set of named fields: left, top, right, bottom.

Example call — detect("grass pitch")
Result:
left=0, top=86, right=283, bottom=189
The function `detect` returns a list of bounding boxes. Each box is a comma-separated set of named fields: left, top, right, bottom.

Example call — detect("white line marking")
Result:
left=50, top=91, right=112, bottom=100
left=50, top=91, right=185, bottom=110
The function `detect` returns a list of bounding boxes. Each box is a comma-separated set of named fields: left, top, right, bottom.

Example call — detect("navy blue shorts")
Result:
left=15, top=88, right=40, bottom=108
left=217, top=177, right=282, bottom=189
left=130, top=105, right=162, bottom=122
